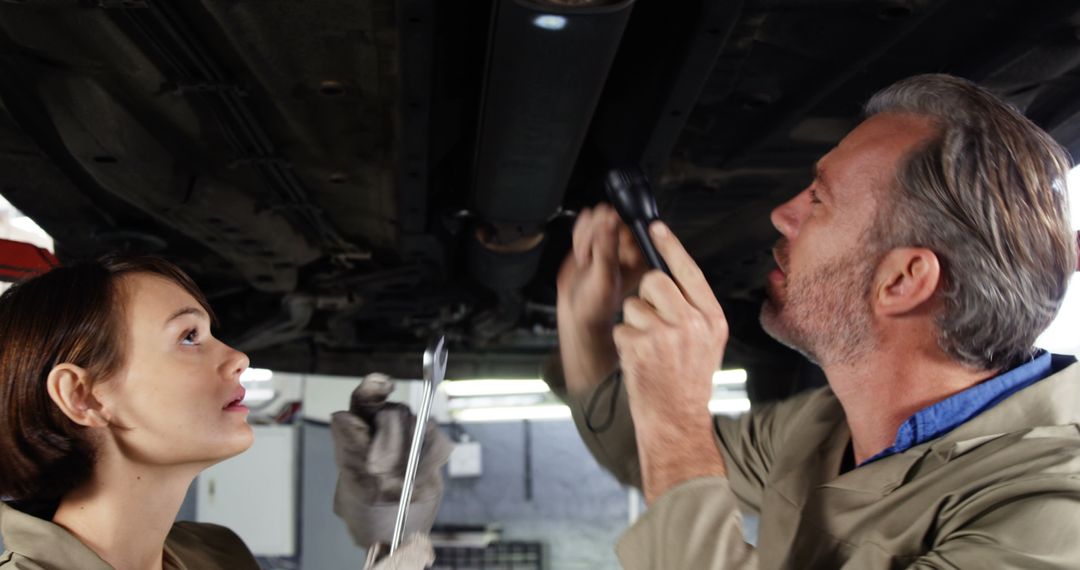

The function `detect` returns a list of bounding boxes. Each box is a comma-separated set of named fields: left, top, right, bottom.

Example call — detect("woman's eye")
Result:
left=181, top=329, right=200, bottom=346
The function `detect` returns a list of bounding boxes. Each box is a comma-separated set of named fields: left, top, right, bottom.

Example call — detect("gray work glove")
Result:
left=370, top=534, right=436, bottom=570
left=330, top=373, right=453, bottom=548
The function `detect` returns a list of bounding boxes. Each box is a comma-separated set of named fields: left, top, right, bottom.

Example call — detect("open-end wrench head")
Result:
left=422, top=335, right=447, bottom=388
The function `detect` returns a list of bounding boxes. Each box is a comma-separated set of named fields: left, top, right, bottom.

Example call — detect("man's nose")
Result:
left=770, top=192, right=803, bottom=238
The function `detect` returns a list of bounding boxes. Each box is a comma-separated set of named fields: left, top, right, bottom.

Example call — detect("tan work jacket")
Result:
left=0, top=503, right=260, bottom=569
left=549, top=356, right=1080, bottom=569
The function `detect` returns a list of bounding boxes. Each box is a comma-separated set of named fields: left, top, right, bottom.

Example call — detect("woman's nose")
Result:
left=223, top=345, right=250, bottom=380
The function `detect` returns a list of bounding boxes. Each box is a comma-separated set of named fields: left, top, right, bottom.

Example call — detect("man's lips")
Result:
left=770, top=256, right=786, bottom=288
left=772, top=240, right=790, bottom=275
left=768, top=241, right=789, bottom=293
left=768, top=267, right=785, bottom=289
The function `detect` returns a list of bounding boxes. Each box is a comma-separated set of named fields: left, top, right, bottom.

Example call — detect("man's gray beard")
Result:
left=760, top=252, right=877, bottom=367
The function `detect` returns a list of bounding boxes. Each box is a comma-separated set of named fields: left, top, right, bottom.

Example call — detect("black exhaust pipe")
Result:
left=468, top=0, right=635, bottom=338
left=471, top=0, right=635, bottom=234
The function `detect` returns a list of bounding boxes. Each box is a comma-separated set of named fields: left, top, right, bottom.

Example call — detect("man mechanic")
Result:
left=546, top=74, right=1080, bottom=568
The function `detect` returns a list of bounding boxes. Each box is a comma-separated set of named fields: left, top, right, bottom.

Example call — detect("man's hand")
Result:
left=613, top=222, right=728, bottom=503
left=557, top=204, right=647, bottom=396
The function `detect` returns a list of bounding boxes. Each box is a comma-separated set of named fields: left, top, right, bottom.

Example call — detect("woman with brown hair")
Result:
left=0, top=256, right=435, bottom=569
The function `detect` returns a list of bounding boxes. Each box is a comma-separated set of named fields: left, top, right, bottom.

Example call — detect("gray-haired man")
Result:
left=550, top=74, right=1080, bottom=568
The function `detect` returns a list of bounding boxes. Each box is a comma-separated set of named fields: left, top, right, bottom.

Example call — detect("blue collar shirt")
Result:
left=863, top=350, right=1055, bottom=465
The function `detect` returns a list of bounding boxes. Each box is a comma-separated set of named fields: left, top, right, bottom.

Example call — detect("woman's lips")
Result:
left=223, top=387, right=248, bottom=411
left=224, top=401, right=249, bottom=412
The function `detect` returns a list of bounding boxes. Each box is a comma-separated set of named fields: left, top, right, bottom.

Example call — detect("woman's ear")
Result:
left=46, top=364, right=108, bottom=428
left=874, top=247, right=941, bottom=316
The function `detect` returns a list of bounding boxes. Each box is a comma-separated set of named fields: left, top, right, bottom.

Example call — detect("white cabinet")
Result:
left=196, top=424, right=298, bottom=557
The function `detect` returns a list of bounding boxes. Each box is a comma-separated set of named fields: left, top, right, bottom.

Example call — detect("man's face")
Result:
left=760, top=112, right=937, bottom=366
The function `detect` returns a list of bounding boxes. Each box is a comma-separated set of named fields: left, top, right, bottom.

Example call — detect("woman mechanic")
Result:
left=0, top=256, right=439, bottom=569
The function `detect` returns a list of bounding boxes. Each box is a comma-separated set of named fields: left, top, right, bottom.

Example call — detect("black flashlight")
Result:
left=604, top=166, right=672, bottom=277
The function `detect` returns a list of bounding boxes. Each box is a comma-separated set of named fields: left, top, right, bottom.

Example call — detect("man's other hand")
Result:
left=613, top=221, right=728, bottom=503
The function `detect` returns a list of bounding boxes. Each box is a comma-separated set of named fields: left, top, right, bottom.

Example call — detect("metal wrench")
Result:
left=363, top=335, right=447, bottom=568
left=391, top=334, right=446, bottom=553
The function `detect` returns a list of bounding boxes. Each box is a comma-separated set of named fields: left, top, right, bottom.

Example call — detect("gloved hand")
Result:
left=331, top=373, right=453, bottom=548
left=370, top=534, right=436, bottom=570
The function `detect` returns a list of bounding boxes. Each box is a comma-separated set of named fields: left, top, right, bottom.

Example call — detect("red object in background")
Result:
left=0, top=239, right=59, bottom=282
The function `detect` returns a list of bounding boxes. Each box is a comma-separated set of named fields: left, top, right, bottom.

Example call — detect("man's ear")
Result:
left=46, top=364, right=109, bottom=428
left=873, top=247, right=941, bottom=316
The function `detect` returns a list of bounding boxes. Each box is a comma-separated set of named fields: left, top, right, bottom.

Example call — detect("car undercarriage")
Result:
left=1, top=0, right=1078, bottom=398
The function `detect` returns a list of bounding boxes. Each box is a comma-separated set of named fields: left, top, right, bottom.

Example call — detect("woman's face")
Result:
left=94, top=272, right=253, bottom=467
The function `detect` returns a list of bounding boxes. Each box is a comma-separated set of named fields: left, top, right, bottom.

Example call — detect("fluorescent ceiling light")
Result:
left=442, top=379, right=550, bottom=397
left=532, top=15, right=567, bottom=31
left=242, top=387, right=276, bottom=404
left=444, top=370, right=745, bottom=397
left=240, top=368, right=274, bottom=383
left=712, top=369, right=747, bottom=385
left=448, top=394, right=549, bottom=410
left=709, top=397, right=751, bottom=414
left=454, top=405, right=571, bottom=423
left=455, top=398, right=750, bottom=422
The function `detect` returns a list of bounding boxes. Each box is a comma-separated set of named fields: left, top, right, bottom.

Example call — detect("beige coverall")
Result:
left=0, top=502, right=260, bottom=569
left=548, top=356, right=1080, bottom=569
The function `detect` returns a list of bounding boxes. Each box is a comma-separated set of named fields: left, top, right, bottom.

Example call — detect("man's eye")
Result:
left=181, top=329, right=200, bottom=346
left=809, top=189, right=822, bottom=204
